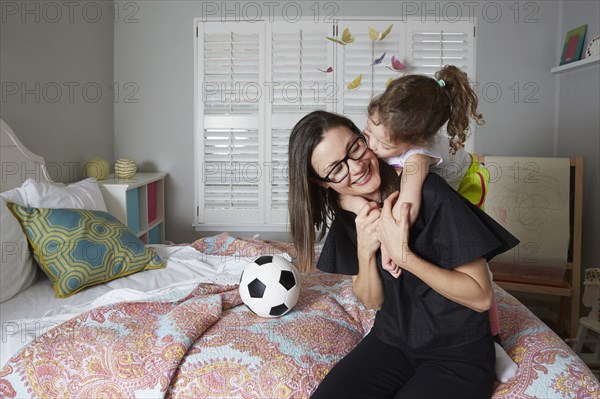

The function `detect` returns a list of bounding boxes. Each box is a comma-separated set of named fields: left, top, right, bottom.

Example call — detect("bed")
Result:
left=1, top=119, right=598, bottom=399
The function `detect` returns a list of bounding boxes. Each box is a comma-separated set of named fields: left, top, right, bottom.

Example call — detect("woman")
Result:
left=288, top=111, right=519, bottom=398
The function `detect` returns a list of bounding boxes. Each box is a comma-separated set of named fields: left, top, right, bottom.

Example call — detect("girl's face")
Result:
left=364, top=114, right=411, bottom=158
left=311, top=125, right=381, bottom=201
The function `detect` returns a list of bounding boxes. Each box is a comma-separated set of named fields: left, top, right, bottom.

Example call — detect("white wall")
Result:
left=113, top=0, right=564, bottom=243
left=0, top=0, right=114, bottom=182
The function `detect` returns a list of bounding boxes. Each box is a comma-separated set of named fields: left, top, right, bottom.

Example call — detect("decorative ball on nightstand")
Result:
left=84, top=157, right=110, bottom=180
left=115, top=158, right=137, bottom=179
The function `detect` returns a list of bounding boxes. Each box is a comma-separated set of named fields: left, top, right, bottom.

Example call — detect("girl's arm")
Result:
left=339, top=194, right=369, bottom=215
left=351, top=202, right=385, bottom=310
left=377, top=194, right=493, bottom=312
left=394, top=154, right=439, bottom=225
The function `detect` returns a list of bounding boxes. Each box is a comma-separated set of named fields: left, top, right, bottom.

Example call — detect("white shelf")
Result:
left=98, top=172, right=167, bottom=244
left=100, top=173, right=167, bottom=189
left=551, top=56, right=600, bottom=74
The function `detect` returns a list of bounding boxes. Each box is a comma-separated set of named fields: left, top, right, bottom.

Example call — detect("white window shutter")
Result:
left=267, top=21, right=334, bottom=224
left=197, top=22, right=265, bottom=224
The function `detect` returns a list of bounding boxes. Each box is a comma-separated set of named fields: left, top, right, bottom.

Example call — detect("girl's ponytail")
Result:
left=435, top=65, right=484, bottom=154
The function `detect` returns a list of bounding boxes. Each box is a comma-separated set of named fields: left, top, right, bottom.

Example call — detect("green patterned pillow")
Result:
left=7, top=204, right=165, bottom=298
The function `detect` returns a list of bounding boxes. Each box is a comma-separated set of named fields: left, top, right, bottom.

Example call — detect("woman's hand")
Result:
left=376, top=191, right=413, bottom=268
left=352, top=201, right=385, bottom=310
left=355, top=201, right=382, bottom=256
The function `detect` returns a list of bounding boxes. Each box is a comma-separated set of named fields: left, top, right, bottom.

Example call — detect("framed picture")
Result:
left=560, top=24, right=587, bottom=65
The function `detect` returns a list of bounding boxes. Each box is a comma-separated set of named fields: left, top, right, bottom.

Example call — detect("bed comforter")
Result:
left=1, top=233, right=598, bottom=399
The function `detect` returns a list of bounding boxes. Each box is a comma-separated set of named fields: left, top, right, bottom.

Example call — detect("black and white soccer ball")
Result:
left=239, top=255, right=301, bottom=318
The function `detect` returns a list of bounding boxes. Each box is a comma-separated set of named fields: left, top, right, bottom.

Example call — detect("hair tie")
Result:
left=438, top=79, right=446, bottom=88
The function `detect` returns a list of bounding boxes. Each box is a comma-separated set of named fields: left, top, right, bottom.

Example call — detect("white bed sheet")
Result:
left=1, top=245, right=280, bottom=367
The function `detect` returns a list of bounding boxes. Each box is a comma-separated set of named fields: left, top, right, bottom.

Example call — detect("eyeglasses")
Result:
left=314, top=135, right=369, bottom=183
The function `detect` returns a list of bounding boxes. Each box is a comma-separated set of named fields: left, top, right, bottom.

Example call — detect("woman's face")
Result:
left=311, top=125, right=381, bottom=201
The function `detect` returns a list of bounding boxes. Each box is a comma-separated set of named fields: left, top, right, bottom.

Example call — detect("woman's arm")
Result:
left=377, top=194, right=493, bottom=313
left=399, top=253, right=493, bottom=312
left=351, top=202, right=385, bottom=310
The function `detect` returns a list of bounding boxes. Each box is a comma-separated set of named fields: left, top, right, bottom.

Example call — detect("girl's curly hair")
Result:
left=368, top=65, right=484, bottom=155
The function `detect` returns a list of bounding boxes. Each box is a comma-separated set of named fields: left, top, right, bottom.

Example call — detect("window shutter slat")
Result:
left=408, top=21, right=474, bottom=77
left=203, top=30, right=260, bottom=114
left=271, top=25, right=331, bottom=113
left=270, top=129, right=291, bottom=209
left=203, top=128, right=261, bottom=210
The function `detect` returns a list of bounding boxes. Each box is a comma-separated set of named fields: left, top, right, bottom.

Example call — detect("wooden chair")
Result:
left=477, top=156, right=583, bottom=338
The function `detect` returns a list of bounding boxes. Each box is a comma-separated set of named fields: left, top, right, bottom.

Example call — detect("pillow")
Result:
left=7, top=204, right=165, bottom=298
left=0, top=186, right=28, bottom=206
left=0, top=199, right=37, bottom=302
left=21, top=178, right=107, bottom=211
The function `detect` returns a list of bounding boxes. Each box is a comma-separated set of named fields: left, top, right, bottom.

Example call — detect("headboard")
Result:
left=0, top=119, right=52, bottom=192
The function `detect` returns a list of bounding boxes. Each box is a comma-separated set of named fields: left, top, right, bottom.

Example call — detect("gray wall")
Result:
left=474, top=1, right=559, bottom=156
left=556, top=1, right=600, bottom=281
left=0, top=0, right=114, bottom=182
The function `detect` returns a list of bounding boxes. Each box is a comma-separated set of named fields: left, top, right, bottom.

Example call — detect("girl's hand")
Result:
left=339, top=194, right=369, bottom=215
left=355, top=202, right=382, bottom=256
left=376, top=191, right=413, bottom=268
left=381, top=246, right=402, bottom=278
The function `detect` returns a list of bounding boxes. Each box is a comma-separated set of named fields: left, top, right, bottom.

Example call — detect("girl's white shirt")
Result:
left=383, top=133, right=471, bottom=190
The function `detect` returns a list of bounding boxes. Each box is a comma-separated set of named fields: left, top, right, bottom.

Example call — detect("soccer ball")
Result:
left=239, top=255, right=301, bottom=318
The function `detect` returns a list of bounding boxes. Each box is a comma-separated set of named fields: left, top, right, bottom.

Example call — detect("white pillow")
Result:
left=0, top=185, right=28, bottom=206
left=0, top=199, right=37, bottom=303
left=21, top=178, right=107, bottom=211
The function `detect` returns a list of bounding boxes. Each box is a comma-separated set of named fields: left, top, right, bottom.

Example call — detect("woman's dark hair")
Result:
left=288, top=111, right=397, bottom=272
left=367, top=65, right=484, bottom=154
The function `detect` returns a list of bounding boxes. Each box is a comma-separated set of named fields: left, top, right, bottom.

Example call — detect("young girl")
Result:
left=341, top=65, right=518, bottom=383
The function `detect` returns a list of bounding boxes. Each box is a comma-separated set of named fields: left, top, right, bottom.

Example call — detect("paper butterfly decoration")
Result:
left=317, top=66, right=334, bottom=73
left=369, top=24, right=393, bottom=41
left=347, top=74, right=362, bottom=91
left=326, top=28, right=355, bottom=45
left=386, top=55, right=409, bottom=72
left=372, top=52, right=386, bottom=66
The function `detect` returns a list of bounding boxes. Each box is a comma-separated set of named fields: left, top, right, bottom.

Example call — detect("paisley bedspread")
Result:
left=1, top=233, right=598, bottom=398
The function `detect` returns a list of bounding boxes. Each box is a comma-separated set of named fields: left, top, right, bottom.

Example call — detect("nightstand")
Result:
left=98, top=173, right=166, bottom=244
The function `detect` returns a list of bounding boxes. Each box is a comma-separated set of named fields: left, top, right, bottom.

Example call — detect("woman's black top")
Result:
left=317, top=173, right=519, bottom=351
